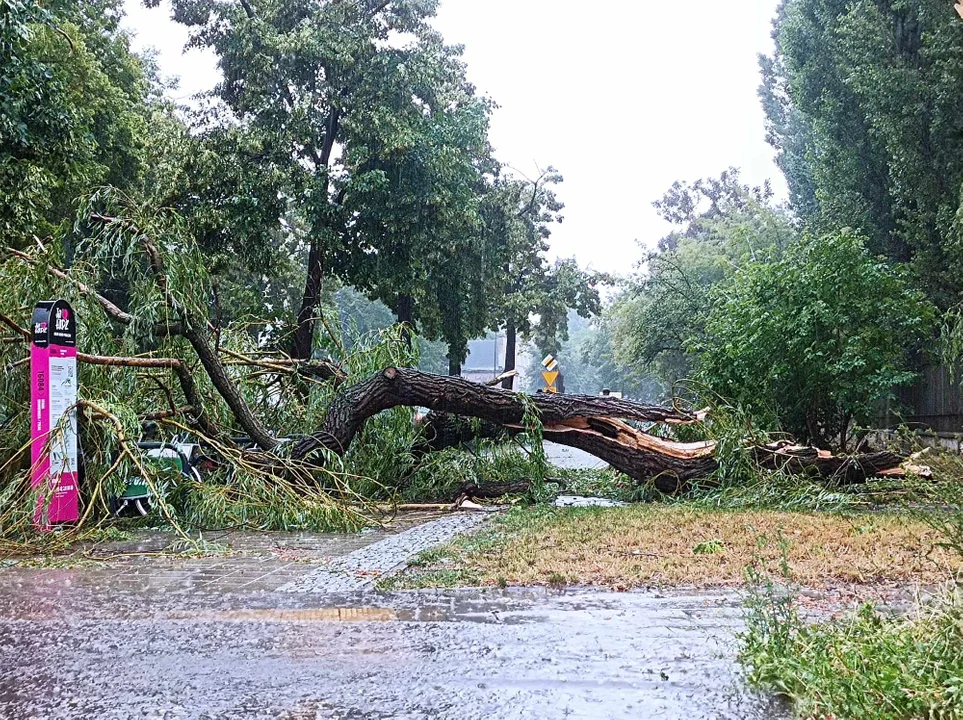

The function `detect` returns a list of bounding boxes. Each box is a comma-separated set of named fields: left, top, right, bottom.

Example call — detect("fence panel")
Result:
left=882, top=364, right=963, bottom=433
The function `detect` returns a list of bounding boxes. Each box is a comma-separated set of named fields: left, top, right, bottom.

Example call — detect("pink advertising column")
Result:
left=30, top=299, right=79, bottom=528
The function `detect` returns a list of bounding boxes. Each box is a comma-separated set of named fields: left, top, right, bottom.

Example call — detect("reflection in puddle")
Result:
left=174, top=607, right=403, bottom=622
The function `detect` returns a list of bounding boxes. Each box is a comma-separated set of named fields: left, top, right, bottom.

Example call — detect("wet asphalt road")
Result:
left=0, top=578, right=787, bottom=720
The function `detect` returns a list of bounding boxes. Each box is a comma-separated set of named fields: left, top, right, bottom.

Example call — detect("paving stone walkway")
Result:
left=279, top=511, right=494, bottom=593
left=0, top=510, right=489, bottom=597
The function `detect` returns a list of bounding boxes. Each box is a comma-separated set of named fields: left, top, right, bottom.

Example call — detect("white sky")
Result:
left=122, top=0, right=786, bottom=276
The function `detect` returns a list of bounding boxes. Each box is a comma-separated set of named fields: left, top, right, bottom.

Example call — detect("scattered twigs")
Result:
left=140, top=406, right=197, bottom=422
left=220, top=348, right=346, bottom=384
left=78, top=399, right=192, bottom=543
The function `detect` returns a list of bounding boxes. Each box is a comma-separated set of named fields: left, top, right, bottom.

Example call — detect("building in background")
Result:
left=461, top=333, right=506, bottom=385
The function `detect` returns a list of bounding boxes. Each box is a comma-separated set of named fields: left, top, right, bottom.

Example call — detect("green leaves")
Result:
left=763, top=0, right=963, bottom=308
left=0, top=0, right=152, bottom=247
left=697, top=229, right=937, bottom=448
left=610, top=169, right=794, bottom=385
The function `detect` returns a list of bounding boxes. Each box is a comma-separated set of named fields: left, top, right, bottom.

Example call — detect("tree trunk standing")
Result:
left=292, top=242, right=324, bottom=361
left=501, top=323, right=517, bottom=390
left=394, top=294, right=415, bottom=350
left=291, top=108, right=341, bottom=361
left=839, top=411, right=852, bottom=453
left=448, top=355, right=462, bottom=377
left=447, top=340, right=466, bottom=376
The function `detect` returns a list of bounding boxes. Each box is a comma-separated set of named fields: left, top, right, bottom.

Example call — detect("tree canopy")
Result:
left=761, top=0, right=963, bottom=307
left=696, top=229, right=936, bottom=448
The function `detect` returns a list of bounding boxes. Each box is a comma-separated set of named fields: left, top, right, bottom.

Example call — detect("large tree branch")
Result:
left=77, top=353, right=219, bottom=439
left=294, top=368, right=906, bottom=491
left=138, top=238, right=279, bottom=451
left=293, top=366, right=700, bottom=457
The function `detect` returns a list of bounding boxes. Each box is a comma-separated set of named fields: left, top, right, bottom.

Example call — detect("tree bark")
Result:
left=294, top=369, right=906, bottom=492
left=292, top=241, right=324, bottom=361
left=292, top=367, right=699, bottom=457
left=394, top=294, right=414, bottom=350
left=291, top=108, right=341, bottom=361
left=448, top=354, right=462, bottom=377
left=501, top=323, right=517, bottom=390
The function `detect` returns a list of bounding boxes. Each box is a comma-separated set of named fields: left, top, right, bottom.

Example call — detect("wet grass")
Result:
left=742, top=581, right=963, bottom=720
left=740, top=533, right=963, bottom=720
left=385, top=504, right=961, bottom=591
left=737, top=455, right=963, bottom=720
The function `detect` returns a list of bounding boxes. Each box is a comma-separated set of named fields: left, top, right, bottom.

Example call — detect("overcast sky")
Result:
left=122, top=0, right=786, bottom=275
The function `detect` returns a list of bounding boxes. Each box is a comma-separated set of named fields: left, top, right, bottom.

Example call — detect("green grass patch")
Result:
left=742, top=574, right=963, bottom=720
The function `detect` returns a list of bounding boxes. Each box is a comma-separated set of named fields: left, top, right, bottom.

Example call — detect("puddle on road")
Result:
left=171, top=607, right=403, bottom=623
left=0, top=587, right=788, bottom=719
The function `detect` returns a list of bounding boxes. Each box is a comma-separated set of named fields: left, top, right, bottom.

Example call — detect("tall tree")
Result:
left=480, top=168, right=601, bottom=388
left=761, top=0, right=963, bottom=307
left=611, top=169, right=795, bottom=384
left=165, top=0, right=494, bottom=360
left=1, top=0, right=152, bottom=246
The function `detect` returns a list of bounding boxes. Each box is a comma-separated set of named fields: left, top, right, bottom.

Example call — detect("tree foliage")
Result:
left=0, top=0, right=151, bottom=246
left=161, top=0, right=499, bottom=360
left=479, top=169, right=602, bottom=382
left=762, top=0, right=963, bottom=307
left=610, top=169, right=795, bottom=383
left=696, top=229, right=937, bottom=449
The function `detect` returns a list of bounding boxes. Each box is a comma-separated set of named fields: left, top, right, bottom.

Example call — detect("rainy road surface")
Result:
left=0, top=575, right=788, bottom=720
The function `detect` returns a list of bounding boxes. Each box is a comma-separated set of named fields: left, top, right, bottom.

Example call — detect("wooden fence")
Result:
left=879, top=364, right=963, bottom=434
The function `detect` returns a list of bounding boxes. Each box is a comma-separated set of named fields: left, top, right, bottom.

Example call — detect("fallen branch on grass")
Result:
left=295, top=367, right=908, bottom=494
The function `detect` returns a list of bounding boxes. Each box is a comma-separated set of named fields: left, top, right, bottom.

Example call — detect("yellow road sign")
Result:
left=542, top=370, right=559, bottom=388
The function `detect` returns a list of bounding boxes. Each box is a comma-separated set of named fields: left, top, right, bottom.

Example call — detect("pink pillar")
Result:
left=30, top=300, right=79, bottom=528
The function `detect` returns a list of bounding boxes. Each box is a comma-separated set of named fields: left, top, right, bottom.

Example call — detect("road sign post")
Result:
left=541, top=354, right=560, bottom=393
left=30, top=299, right=80, bottom=528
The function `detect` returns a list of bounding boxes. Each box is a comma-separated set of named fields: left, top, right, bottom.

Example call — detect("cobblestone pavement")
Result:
left=0, top=511, right=469, bottom=596
left=279, top=512, right=495, bottom=593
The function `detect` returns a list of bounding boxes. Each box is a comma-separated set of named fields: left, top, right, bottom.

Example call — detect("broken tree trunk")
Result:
left=292, top=367, right=699, bottom=458
left=541, top=418, right=903, bottom=492
left=294, top=368, right=906, bottom=492
left=539, top=418, right=718, bottom=491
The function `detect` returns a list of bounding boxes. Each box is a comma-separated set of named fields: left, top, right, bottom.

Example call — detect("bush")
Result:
left=696, top=229, right=936, bottom=450
left=742, top=584, right=963, bottom=720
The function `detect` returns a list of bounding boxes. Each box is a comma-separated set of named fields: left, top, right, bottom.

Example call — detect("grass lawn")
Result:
left=384, top=504, right=961, bottom=590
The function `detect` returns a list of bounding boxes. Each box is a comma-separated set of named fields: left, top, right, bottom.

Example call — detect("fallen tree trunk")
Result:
left=292, top=367, right=700, bottom=458
left=295, top=368, right=906, bottom=493
left=544, top=418, right=903, bottom=492
left=539, top=418, right=718, bottom=491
